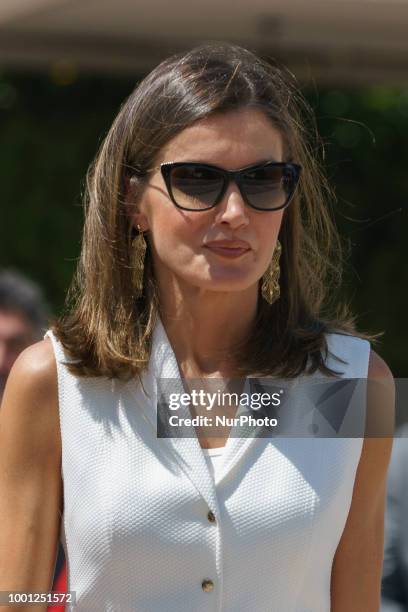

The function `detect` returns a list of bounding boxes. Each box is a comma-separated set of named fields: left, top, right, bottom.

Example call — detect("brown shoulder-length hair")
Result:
left=50, top=41, right=382, bottom=382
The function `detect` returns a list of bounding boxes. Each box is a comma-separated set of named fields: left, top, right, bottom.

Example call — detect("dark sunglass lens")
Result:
left=242, top=165, right=296, bottom=209
left=170, top=166, right=224, bottom=210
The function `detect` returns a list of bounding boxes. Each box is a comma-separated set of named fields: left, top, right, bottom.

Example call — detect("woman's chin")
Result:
left=194, top=275, right=258, bottom=294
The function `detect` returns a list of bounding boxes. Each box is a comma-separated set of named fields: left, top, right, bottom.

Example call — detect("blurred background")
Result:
left=0, top=0, right=407, bottom=377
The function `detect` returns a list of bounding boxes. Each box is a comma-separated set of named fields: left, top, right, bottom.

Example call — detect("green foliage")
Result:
left=308, top=85, right=407, bottom=374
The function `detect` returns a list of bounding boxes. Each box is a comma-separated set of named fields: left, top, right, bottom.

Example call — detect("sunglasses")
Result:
left=137, top=160, right=302, bottom=212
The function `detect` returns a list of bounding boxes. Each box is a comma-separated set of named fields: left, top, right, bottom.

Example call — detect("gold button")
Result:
left=207, top=510, right=216, bottom=523
left=201, top=579, right=214, bottom=592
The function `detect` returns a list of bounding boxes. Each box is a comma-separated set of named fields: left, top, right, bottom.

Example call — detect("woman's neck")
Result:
left=159, top=288, right=258, bottom=378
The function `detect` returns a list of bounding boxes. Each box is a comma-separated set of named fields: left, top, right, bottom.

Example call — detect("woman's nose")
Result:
left=214, top=183, right=249, bottom=227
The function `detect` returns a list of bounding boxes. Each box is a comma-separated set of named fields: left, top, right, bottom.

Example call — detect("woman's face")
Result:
left=133, top=108, right=286, bottom=296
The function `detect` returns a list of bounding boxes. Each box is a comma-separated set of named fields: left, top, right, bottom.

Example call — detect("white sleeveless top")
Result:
left=202, top=447, right=225, bottom=478
left=45, top=317, right=370, bottom=612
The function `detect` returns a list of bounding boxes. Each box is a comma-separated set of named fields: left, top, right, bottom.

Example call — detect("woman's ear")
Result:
left=123, top=174, right=148, bottom=232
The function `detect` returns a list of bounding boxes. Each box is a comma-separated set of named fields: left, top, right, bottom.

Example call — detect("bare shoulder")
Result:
left=366, top=347, right=395, bottom=440
left=368, top=347, right=394, bottom=380
left=0, top=338, right=60, bottom=459
left=1, top=337, right=57, bottom=409
left=354, top=347, right=395, bottom=498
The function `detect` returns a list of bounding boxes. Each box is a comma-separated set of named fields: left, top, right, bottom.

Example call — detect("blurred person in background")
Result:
left=0, top=268, right=50, bottom=404
left=381, top=423, right=408, bottom=612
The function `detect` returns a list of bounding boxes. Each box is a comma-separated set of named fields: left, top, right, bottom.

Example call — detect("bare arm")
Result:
left=0, top=339, right=62, bottom=611
left=381, top=426, right=408, bottom=611
left=331, top=348, right=395, bottom=612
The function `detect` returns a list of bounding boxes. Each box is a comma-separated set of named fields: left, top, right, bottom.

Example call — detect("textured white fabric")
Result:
left=44, top=317, right=370, bottom=612
left=202, top=447, right=225, bottom=479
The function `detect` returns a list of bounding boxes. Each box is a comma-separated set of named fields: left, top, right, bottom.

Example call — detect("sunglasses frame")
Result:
left=158, top=160, right=302, bottom=212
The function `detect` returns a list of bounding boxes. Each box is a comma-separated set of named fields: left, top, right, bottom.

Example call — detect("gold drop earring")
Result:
left=130, top=224, right=147, bottom=298
left=261, top=239, right=282, bottom=305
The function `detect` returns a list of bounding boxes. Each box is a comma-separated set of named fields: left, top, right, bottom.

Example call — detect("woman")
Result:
left=0, top=42, right=394, bottom=611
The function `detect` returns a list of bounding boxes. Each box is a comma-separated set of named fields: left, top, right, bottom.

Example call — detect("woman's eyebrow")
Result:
left=247, top=157, right=282, bottom=166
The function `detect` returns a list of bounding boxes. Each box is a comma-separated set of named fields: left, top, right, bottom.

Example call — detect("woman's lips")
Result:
left=204, top=244, right=251, bottom=258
